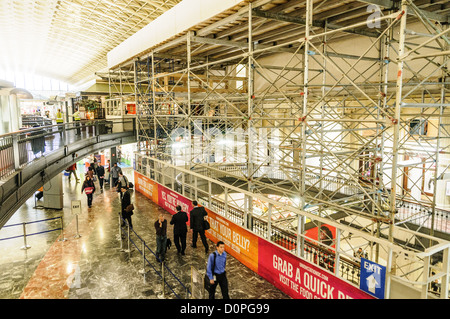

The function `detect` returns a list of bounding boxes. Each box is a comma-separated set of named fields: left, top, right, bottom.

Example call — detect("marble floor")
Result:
left=0, top=167, right=290, bottom=300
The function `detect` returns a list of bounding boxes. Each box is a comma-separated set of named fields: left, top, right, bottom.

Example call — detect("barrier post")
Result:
left=20, top=222, right=31, bottom=250
left=119, top=214, right=124, bottom=251
left=126, top=222, right=131, bottom=256
left=139, top=241, right=146, bottom=274
left=58, top=216, right=66, bottom=242
left=74, top=214, right=81, bottom=239
left=162, top=261, right=166, bottom=297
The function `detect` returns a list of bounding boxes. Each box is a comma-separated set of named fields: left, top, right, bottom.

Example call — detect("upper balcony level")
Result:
left=0, top=118, right=137, bottom=229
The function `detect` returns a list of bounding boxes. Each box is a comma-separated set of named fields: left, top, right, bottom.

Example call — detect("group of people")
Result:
left=152, top=200, right=229, bottom=299
left=77, top=158, right=229, bottom=299
left=77, top=158, right=131, bottom=209
left=154, top=200, right=208, bottom=261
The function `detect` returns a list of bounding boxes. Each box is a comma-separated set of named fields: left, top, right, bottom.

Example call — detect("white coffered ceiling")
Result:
left=0, top=0, right=182, bottom=87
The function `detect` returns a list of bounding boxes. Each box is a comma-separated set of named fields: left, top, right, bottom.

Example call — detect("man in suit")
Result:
left=120, top=185, right=133, bottom=229
left=170, top=205, right=189, bottom=255
left=96, top=164, right=105, bottom=192
left=189, top=200, right=209, bottom=253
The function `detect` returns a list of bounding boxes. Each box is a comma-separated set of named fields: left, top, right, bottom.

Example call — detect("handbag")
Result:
left=84, top=186, right=94, bottom=194
left=203, top=219, right=211, bottom=231
left=125, top=203, right=134, bottom=213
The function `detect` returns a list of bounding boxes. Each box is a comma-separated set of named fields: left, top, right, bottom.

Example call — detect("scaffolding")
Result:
left=108, top=0, right=450, bottom=299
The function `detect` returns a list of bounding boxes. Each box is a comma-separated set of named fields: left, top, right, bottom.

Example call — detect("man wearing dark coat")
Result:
left=120, top=186, right=133, bottom=228
left=189, top=200, right=209, bottom=253
left=96, top=164, right=105, bottom=191
left=170, top=205, right=189, bottom=255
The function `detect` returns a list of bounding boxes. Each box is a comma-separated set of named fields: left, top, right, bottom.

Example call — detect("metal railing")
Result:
left=202, top=185, right=363, bottom=285
left=0, top=118, right=136, bottom=180
left=0, top=216, right=66, bottom=250
left=136, top=157, right=364, bottom=285
left=135, top=154, right=450, bottom=299
left=182, top=162, right=450, bottom=235
left=118, top=215, right=191, bottom=299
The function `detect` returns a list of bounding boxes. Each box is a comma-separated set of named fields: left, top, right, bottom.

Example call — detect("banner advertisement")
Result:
left=305, top=224, right=336, bottom=247
left=158, top=184, right=193, bottom=216
left=134, top=171, right=159, bottom=204
left=258, top=238, right=373, bottom=299
left=134, top=173, right=373, bottom=299
left=204, top=207, right=259, bottom=273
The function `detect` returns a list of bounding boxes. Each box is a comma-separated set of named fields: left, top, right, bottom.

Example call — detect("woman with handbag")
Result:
left=81, top=174, right=96, bottom=208
left=120, top=185, right=133, bottom=229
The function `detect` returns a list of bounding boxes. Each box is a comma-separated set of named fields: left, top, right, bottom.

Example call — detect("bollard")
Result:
left=20, top=222, right=31, bottom=250
left=126, top=222, right=131, bottom=256
left=119, top=214, right=125, bottom=251
left=74, top=214, right=81, bottom=239
left=139, top=241, right=146, bottom=274
left=58, top=216, right=67, bottom=242
left=162, top=261, right=166, bottom=298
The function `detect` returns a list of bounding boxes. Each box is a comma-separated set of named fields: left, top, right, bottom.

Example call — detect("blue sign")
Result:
left=359, top=258, right=386, bottom=299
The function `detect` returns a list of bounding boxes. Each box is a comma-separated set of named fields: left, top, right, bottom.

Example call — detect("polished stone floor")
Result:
left=0, top=167, right=289, bottom=300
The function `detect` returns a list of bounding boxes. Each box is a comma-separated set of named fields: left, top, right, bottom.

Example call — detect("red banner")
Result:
left=158, top=184, right=193, bottom=217
left=134, top=171, right=159, bottom=203
left=204, top=207, right=259, bottom=273
left=134, top=173, right=373, bottom=299
left=258, top=238, right=373, bottom=299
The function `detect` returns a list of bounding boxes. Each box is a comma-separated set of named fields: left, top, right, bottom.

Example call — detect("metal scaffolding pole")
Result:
left=389, top=2, right=407, bottom=243
left=108, top=0, right=450, bottom=298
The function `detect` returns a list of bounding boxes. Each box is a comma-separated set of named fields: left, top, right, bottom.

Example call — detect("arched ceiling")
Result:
left=0, top=0, right=182, bottom=87
left=1, top=0, right=448, bottom=89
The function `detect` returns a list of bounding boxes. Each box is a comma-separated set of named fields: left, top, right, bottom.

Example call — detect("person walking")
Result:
left=170, top=205, right=188, bottom=255
left=117, top=171, right=129, bottom=199
left=86, top=166, right=94, bottom=180
left=110, top=162, right=122, bottom=191
left=206, top=241, right=230, bottom=299
left=120, top=185, right=133, bottom=229
left=55, top=108, right=64, bottom=138
left=30, top=124, right=45, bottom=157
left=66, top=163, right=79, bottom=183
left=190, top=200, right=209, bottom=253
left=72, top=107, right=81, bottom=135
left=155, top=214, right=167, bottom=262
left=106, top=159, right=111, bottom=186
left=96, top=163, right=105, bottom=192
left=81, top=174, right=95, bottom=208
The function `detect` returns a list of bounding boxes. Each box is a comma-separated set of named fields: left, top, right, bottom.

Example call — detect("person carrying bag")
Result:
left=190, top=200, right=209, bottom=253
left=120, top=185, right=133, bottom=228
left=206, top=241, right=229, bottom=299
left=81, top=175, right=96, bottom=208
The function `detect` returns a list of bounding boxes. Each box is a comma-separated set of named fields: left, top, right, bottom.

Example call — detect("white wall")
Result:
left=107, top=0, right=246, bottom=68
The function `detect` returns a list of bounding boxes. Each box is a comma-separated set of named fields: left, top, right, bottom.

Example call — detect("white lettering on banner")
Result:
left=219, top=224, right=232, bottom=240
left=216, top=217, right=229, bottom=227
left=209, top=215, right=250, bottom=253
left=137, top=177, right=154, bottom=197
left=161, top=189, right=189, bottom=213
left=232, top=231, right=250, bottom=251
left=303, top=272, right=334, bottom=299
left=270, top=253, right=357, bottom=299
left=299, top=262, right=328, bottom=281
left=273, top=255, right=293, bottom=278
